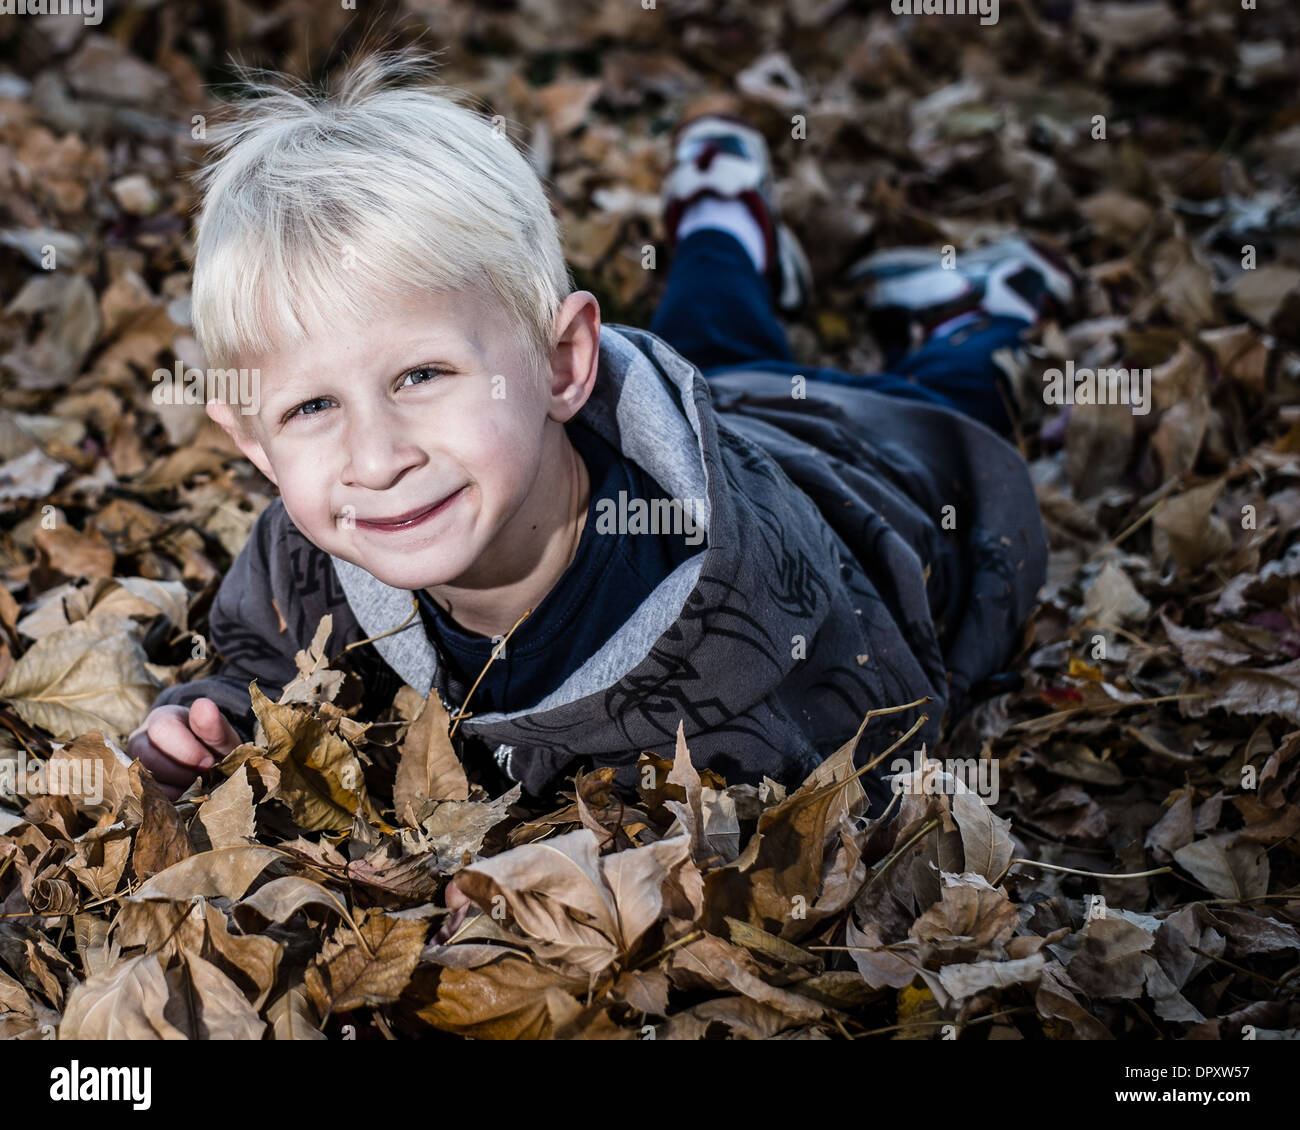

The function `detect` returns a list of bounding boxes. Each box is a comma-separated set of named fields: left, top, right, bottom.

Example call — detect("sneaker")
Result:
left=845, top=235, right=1076, bottom=349
left=662, top=114, right=814, bottom=312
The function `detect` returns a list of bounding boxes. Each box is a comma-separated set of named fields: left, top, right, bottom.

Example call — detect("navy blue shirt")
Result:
left=416, top=420, right=703, bottom=715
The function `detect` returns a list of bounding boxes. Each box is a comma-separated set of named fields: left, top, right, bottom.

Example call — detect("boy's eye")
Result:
left=401, top=366, right=449, bottom=387
left=289, top=397, right=332, bottom=419
left=282, top=366, right=451, bottom=423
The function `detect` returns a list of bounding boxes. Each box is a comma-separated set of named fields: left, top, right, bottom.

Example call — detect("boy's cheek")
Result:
left=461, top=422, right=537, bottom=487
left=275, top=478, right=343, bottom=544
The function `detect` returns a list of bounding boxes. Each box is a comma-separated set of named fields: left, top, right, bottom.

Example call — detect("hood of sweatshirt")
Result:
left=327, top=324, right=1046, bottom=801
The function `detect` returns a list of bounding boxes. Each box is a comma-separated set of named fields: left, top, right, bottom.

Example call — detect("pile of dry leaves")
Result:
left=2, top=0, right=1300, bottom=1039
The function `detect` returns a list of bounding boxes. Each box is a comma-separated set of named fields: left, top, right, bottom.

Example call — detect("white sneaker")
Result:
left=846, top=235, right=1076, bottom=347
left=662, top=114, right=814, bottom=313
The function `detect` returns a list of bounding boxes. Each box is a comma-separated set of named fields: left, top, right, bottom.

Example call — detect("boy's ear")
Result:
left=546, top=290, right=601, bottom=423
left=206, top=400, right=278, bottom=485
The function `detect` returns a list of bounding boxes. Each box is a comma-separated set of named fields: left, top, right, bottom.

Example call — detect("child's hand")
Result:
left=433, top=879, right=471, bottom=944
left=125, top=698, right=243, bottom=801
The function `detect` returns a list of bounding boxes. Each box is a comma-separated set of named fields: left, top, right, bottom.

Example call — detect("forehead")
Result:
left=249, top=284, right=505, bottom=381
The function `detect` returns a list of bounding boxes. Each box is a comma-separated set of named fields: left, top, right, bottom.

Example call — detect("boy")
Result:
left=128, top=53, right=1057, bottom=819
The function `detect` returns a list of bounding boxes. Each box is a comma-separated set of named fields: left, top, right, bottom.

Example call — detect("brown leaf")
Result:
left=66, top=824, right=132, bottom=900
left=1231, top=264, right=1300, bottom=327
left=1144, top=785, right=1195, bottom=863
left=0, top=615, right=159, bottom=739
left=951, top=786, right=1013, bottom=882
left=277, top=615, right=346, bottom=707
left=691, top=995, right=802, bottom=1039
left=237, top=874, right=352, bottom=927
left=418, top=955, right=591, bottom=1039
left=197, top=764, right=256, bottom=850
left=128, top=845, right=280, bottom=902
left=1082, top=562, right=1150, bottom=627
left=304, top=910, right=426, bottom=1016
left=667, top=933, right=826, bottom=1023
left=453, top=828, right=620, bottom=975
left=394, top=690, right=468, bottom=825
left=32, top=524, right=115, bottom=584
left=1184, top=659, right=1300, bottom=726
left=843, top=915, right=923, bottom=990
left=1151, top=480, right=1231, bottom=570
left=249, top=685, right=387, bottom=833
left=702, top=742, right=877, bottom=940
left=1173, top=834, right=1269, bottom=900
left=910, top=872, right=1020, bottom=962
left=197, top=899, right=282, bottom=1013
left=59, top=953, right=186, bottom=1039
left=1065, top=917, right=1158, bottom=1000
left=662, top=721, right=716, bottom=867
left=938, top=952, right=1047, bottom=1002
left=608, top=969, right=671, bottom=1016
left=1201, top=907, right=1300, bottom=956
left=419, top=782, right=522, bottom=871
left=1036, top=961, right=1113, bottom=1039
left=48, top=730, right=134, bottom=820
left=267, top=982, right=327, bottom=1040
left=129, top=759, right=194, bottom=880
left=600, top=834, right=696, bottom=955
left=167, top=948, right=266, bottom=1039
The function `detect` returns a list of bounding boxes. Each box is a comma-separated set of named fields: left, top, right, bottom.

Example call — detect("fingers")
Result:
left=142, top=706, right=219, bottom=771
left=125, top=727, right=200, bottom=800
left=432, top=900, right=470, bottom=945
left=187, top=698, right=242, bottom=758
left=430, top=880, right=472, bottom=944
left=124, top=702, right=238, bottom=804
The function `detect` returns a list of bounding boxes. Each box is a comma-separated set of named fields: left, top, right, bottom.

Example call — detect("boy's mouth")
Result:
left=354, top=487, right=466, bottom=532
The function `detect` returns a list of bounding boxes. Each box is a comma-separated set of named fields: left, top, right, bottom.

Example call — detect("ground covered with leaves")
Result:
left=2, top=0, right=1300, bottom=1040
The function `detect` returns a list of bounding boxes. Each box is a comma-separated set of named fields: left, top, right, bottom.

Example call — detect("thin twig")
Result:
left=858, top=710, right=931, bottom=776
left=332, top=597, right=421, bottom=660
left=637, top=929, right=702, bottom=971
left=1085, top=493, right=1169, bottom=564
left=992, top=858, right=1172, bottom=887
left=862, top=817, right=940, bottom=894
left=449, top=607, right=533, bottom=739
left=848, top=1007, right=1029, bottom=1039
left=1007, top=693, right=1208, bottom=732
left=1190, top=946, right=1297, bottom=992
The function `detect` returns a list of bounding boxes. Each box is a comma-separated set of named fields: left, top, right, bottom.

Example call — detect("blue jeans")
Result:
left=649, top=229, right=1029, bottom=436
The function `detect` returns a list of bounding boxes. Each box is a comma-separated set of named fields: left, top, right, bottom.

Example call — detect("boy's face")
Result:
left=209, top=287, right=598, bottom=594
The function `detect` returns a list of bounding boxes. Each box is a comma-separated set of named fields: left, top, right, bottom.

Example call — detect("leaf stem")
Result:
left=449, top=608, right=533, bottom=738
left=992, top=858, right=1172, bottom=886
left=862, top=817, right=940, bottom=894
left=332, top=597, right=421, bottom=661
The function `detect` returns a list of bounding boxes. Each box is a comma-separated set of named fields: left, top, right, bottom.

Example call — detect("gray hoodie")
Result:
left=154, top=325, right=1046, bottom=809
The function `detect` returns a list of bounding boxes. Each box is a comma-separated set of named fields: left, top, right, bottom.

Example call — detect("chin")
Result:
left=354, top=549, right=473, bottom=591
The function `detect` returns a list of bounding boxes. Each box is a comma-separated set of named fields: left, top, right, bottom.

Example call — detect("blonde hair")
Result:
left=189, top=50, right=572, bottom=387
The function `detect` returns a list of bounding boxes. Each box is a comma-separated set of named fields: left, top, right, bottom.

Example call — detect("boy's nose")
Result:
left=340, top=418, right=425, bottom=490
